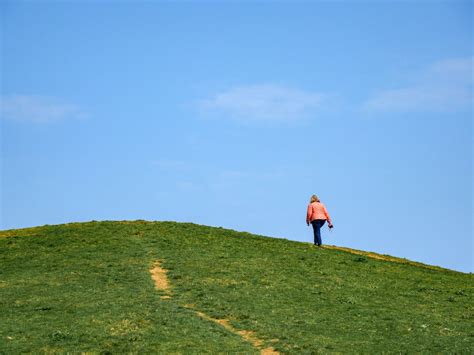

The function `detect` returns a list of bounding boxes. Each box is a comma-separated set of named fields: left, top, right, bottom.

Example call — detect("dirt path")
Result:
left=189, top=308, right=278, bottom=354
left=149, top=260, right=279, bottom=354
left=149, top=261, right=172, bottom=299
left=322, top=245, right=444, bottom=271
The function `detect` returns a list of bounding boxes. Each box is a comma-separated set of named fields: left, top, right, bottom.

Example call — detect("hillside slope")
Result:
left=1, top=221, right=472, bottom=353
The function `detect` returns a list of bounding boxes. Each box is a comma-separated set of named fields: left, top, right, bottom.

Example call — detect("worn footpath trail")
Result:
left=321, top=244, right=447, bottom=271
left=149, top=261, right=279, bottom=355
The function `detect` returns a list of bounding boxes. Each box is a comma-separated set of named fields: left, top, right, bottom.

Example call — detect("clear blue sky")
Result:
left=1, top=0, right=472, bottom=272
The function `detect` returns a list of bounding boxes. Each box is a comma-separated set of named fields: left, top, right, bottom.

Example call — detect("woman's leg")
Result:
left=319, top=220, right=326, bottom=245
left=311, top=220, right=322, bottom=246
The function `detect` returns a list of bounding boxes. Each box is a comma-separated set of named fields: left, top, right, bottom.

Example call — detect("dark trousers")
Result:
left=311, top=219, right=326, bottom=245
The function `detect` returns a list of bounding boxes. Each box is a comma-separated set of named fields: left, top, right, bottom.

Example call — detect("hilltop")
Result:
left=1, top=221, right=472, bottom=353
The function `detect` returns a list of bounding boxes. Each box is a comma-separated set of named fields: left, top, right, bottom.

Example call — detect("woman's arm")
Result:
left=323, top=205, right=333, bottom=227
left=306, top=205, right=312, bottom=225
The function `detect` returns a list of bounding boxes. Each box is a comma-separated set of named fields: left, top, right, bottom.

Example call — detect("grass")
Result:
left=1, top=220, right=472, bottom=353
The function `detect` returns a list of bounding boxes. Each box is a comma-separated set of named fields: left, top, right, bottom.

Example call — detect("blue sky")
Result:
left=1, top=0, right=472, bottom=272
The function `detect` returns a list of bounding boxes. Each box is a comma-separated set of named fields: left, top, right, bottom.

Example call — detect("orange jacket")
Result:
left=306, top=202, right=332, bottom=224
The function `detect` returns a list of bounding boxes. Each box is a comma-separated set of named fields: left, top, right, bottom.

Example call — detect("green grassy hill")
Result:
left=1, top=221, right=472, bottom=353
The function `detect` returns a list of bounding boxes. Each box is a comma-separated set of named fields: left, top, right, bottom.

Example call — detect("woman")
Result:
left=306, top=194, right=333, bottom=246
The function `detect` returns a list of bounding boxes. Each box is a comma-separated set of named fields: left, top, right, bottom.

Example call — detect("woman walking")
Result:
left=306, top=194, right=333, bottom=246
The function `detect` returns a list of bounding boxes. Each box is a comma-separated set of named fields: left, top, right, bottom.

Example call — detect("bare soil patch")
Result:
left=149, top=261, right=171, bottom=296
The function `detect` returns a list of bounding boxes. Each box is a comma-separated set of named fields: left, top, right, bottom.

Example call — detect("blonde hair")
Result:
left=310, top=194, right=320, bottom=203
